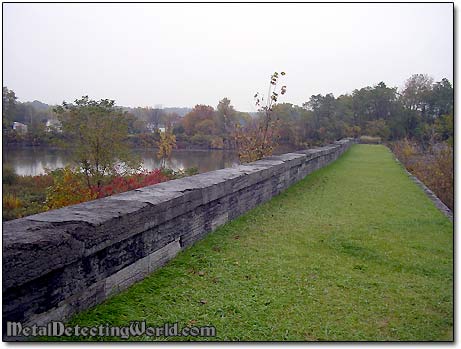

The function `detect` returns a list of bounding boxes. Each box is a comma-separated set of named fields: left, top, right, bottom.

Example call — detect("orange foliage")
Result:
left=45, top=167, right=97, bottom=210
left=182, top=105, right=217, bottom=136
left=45, top=168, right=170, bottom=210
left=234, top=119, right=281, bottom=163
left=234, top=71, right=287, bottom=163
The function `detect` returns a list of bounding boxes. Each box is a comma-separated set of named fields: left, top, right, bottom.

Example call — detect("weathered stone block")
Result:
left=3, top=219, right=84, bottom=290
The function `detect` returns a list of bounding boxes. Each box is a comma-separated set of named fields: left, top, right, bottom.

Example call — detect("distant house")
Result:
left=146, top=122, right=156, bottom=133
left=45, top=119, right=62, bottom=132
left=12, top=122, right=28, bottom=134
left=146, top=123, right=165, bottom=133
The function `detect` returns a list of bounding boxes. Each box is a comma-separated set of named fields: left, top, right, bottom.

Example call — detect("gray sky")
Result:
left=3, top=3, right=453, bottom=112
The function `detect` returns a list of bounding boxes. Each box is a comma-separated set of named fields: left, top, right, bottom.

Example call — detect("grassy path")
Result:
left=66, top=144, right=453, bottom=341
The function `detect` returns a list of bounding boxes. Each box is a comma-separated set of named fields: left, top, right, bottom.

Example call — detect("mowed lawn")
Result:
left=63, top=144, right=453, bottom=341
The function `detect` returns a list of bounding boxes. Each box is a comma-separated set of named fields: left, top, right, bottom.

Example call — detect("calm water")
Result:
left=2, top=147, right=240, bottom=176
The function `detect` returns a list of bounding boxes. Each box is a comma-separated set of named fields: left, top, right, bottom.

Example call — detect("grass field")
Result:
left=59, top=144, right=453, bottom=341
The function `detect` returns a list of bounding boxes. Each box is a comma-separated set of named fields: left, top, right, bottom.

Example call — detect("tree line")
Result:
left=173, top=73, right=453, bottom=149
left=2, top=73, right=453, bottom=150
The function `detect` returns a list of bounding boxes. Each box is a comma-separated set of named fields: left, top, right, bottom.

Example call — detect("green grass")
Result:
left=57, top=145, right=453, bottom=341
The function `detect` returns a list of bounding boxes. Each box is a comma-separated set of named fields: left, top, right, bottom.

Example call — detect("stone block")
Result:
left=3, top=219, right=84, bottom=290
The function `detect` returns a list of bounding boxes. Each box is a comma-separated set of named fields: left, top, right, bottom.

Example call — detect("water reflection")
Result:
left=2, top=147, right=240, bottom=176
left=138, top=148, right=239, bottom=174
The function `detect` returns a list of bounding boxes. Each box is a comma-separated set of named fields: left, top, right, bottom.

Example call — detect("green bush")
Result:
left=189, top=134, right=213, bottom=147
left=2, top=165, right=18, bottom=185
left=185, top=167, right=199, bottom=176
left=160, top=167, right=199, bottom=179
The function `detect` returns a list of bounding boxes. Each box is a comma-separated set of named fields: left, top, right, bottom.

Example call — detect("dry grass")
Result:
left=391, top=139, right=453, bottom=210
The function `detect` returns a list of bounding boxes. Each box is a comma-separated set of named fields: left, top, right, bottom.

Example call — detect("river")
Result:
left=2, top=147, right=241, bottom=176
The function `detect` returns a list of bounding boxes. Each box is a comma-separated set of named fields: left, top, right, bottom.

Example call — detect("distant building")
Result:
left=45, top=119, right=62, bottom=132
left=12, top=122, right=28, bottom=134
left=146, top=123, right=165, bottom=133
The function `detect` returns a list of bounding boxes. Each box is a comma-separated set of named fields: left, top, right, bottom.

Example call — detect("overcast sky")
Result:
left=3, top=3, right=453, bottom=112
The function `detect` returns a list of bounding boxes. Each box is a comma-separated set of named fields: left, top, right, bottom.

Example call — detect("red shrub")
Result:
left=95, top=169, right=169, bottom=198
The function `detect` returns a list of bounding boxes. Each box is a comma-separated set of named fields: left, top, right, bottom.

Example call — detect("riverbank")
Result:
left=2, top=166, right=197, bottom=221
left=54, top=144, right=453, bottom=341
left=2, top=168, right=52, bottom=221
left=3, top=137, right=301, bottom=153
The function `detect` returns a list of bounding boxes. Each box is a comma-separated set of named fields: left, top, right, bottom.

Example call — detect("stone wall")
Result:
left=3, top=139, right=354, bottom=330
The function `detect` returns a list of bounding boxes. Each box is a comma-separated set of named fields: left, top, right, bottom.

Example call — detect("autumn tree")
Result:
left=54, top=96, right=141, bottom=189
left=401, top=73, right=434, bottom=112
left=156, top=127, right=177, bottom=168
left=234, top=71, right=287, bottom=162
left=182, top=105, right=217, bottom=136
